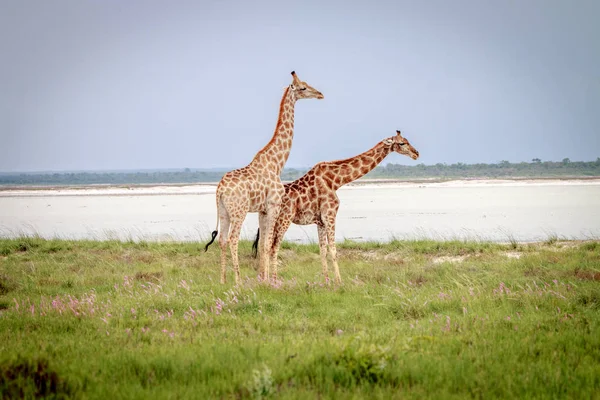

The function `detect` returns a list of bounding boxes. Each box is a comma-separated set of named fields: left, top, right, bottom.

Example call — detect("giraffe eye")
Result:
left=299, top=87, right=307, bottom=91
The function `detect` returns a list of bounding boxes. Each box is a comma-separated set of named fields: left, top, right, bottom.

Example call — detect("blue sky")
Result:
left=1, top=0, right=598, bottom=172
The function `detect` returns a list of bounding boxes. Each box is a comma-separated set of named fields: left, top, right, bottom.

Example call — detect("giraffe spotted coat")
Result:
left=205, top=71, right=324, bottom=284
left=264, top=130, right=420, bottom=284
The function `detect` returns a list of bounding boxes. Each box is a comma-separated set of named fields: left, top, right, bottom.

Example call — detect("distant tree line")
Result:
left=364, top=158, right=600, bottom=179
left=1, top=158, right=599, bottom=186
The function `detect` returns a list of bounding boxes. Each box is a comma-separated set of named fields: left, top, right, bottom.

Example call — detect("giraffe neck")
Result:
left=252, top=87, right=296, bottom=175
left=329, top=142, right=392, bottom=189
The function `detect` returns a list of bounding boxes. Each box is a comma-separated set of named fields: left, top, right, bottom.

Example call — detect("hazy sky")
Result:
left=1, top=0, right=599, bottom=172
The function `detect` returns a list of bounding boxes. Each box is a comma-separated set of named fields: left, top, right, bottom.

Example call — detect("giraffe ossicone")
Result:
left=204, top=71, right=324, bottom=284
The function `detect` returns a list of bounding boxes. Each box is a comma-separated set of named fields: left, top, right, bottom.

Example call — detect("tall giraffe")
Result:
left=204, top=71, right=324, bottom=284
left=253, top=130, right=419, bottom=284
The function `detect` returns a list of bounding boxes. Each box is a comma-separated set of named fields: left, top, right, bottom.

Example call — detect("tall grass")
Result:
left=1, top=237, right=599, bottom=398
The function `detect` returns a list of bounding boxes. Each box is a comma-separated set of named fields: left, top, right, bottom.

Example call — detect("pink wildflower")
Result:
left=493, top=282, right=510, bottom=295
left=213, top=298, right=225, bottom=315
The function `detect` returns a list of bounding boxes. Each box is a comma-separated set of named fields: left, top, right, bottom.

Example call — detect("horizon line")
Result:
left=0, top=156, right=598, bottom=175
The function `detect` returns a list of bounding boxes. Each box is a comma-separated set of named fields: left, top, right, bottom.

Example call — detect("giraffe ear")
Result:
left=383, top=138, right=394, bottom=145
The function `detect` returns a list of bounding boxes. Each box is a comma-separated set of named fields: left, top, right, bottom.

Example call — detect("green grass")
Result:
left=1, top=236, right=599, bottom=399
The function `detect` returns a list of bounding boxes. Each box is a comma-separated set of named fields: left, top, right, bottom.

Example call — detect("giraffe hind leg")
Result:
left=228, top=219, right=244, bottom=285
left=221, top=194, right=248, bottom=285
left=218, top=214, right=231, bottom=284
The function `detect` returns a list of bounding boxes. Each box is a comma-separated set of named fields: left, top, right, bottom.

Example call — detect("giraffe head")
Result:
left=383, top=130, right=420, bottom=160
left=289, top=71, right=324, bottom=100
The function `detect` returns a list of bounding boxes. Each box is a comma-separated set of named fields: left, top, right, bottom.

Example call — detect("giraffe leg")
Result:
left=317, top=223, right=329, bottom=283
left=261, top=204, right=281, bottom=282
left=218, top=213, right=231, bottom=284
left=270, top=215, right=292, bottom=281
left=228, top=218, right=244, bottom=285
left=257, top=212, right=267, bottom=277
left=324, top=215, right=342, bottom=285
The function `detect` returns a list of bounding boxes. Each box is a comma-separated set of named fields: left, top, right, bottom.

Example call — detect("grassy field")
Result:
left=0, top=237, right=599, bottom=399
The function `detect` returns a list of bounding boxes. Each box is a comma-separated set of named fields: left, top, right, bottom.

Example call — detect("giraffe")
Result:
left=204, top=71, right=324, bottom=284
left=252, top=130, right=419, bottom=284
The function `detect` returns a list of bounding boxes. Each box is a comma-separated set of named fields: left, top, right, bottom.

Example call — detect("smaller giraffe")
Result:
left=253, top=130, right=419, bottom=284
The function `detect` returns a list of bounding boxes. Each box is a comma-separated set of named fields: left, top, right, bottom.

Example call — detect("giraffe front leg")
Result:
left=228, top=219, right=244, bottom=285
left=257, top=212, right=267, bottom=277
left=324, top=215, right=342, bottom=285
left=317, top=224, right=329, bottom=284
left=270, top=216, right=292, bottom=281
left=261, top=204, right=281, bottom=282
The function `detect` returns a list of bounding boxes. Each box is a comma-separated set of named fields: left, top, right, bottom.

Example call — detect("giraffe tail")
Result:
left=204, top=229, right=218, bottom=252
left=204, top=192, right=221, bottom=252
left=251, top=229, right=260, bottom=258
